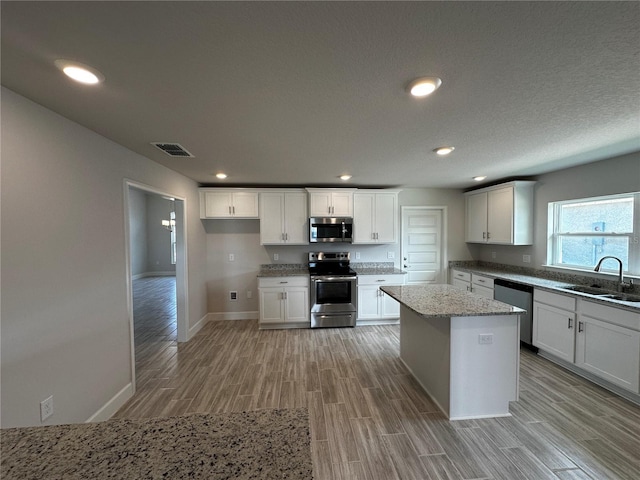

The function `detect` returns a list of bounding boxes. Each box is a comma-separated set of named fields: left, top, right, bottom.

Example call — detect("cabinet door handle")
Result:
left=568, top=318, right=573, bottom=329
left=285, top=233, right=288, bottom=241
left=486, top=231, right=490, bottom=240
left=229, top=206, right=232, bottom=215
left=578, top=321, right=584, bottom=333
left=483, top=232, right=486, bottom=239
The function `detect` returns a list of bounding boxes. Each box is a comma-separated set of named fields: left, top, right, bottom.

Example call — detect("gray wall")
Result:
left=145, top=194, right=177, bottom=274
left=472, top=152, right=640, bottom=270
left=129, top=188, right=148, bottom=277
left=1, top=87, right=207, bottom=427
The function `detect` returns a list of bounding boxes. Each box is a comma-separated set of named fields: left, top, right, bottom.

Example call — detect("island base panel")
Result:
left=399, top=305, right=520, bottom=420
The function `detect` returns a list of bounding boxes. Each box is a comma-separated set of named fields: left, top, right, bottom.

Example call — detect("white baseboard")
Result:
left=356, top=318, right=400, bottom=326
left=132, top=272, right=176, bottom=280
left=187, top=313, right=210, bottom=340
left=85, top=383, right=133, bottom=423
left=207, top=311, right=259, bottom=322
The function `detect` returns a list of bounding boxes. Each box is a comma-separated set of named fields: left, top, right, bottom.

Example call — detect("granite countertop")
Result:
left=352, top=264, right=406, bottom=275
left=257, top=262, right=407, bottom=277
left=257, top=264, right=309, bottom=277
left=381, top=285, right=524, bottom=318
left=449, top=262, right=640, bottom=312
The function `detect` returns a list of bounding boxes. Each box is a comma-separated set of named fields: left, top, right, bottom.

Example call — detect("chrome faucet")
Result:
left=594, top=256, right=633, bottom=292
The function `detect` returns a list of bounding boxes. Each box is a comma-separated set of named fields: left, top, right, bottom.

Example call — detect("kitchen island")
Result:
left=381, top=285, right=524, bottom=420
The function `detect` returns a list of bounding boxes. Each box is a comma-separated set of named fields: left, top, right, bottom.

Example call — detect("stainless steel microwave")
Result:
left=309, top=217, right=353, bottom=243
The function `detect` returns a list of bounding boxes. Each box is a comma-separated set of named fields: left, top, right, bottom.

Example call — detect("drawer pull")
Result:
left=279, top=281, right=289, bottom=284
left=376, top=279, right=386, bottom=282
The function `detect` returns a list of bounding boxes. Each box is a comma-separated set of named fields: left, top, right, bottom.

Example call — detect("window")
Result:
left=548, top=192, right=639, bottom=276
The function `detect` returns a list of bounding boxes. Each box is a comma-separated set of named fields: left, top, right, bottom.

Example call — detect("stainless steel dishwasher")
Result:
left=493, top=279, right=537, bottom=351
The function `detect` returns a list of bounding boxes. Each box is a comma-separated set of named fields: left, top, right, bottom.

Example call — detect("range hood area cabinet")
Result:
left=353, top=190, right=400, bottom=244
left=259, top=190, right=309, bottom=245
left=306, top=188, right=356, bottom=217
left=464, top=181, right=536, bottom=245
left=199, top=189, right=259, bottom=219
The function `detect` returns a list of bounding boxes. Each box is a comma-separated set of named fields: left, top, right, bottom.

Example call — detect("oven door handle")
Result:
left=311, top=276, right=357, bottom=282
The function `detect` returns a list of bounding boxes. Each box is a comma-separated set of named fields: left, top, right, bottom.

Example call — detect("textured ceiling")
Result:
left=2, top=1, right=639, bottom=188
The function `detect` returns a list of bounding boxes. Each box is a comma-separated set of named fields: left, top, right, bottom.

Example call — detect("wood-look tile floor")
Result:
left=116, top=280, right=640, bottom=479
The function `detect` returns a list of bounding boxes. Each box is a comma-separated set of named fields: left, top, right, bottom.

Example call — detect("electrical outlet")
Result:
left=229, top=291, right=238, bottom=301
left=478, top=334, right=493, bottom=345
left=228, top=253, right=235, bottom=262
left=40, top=395, right=53, bottom=422
left=523, top=254, right=531, bottom=263
left=355, top=252, right=361, bottom=260
left=387, top=251, right=395, bottom=259
left=273, top=253, right=279, bottom=261
left=246, top=290, right=252, bottom=299
left=492, top=251, right=497, bottom=259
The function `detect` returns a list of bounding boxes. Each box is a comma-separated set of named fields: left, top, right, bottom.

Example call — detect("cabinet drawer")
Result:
left=472, top=274, right=494, bottom=288
left=258, top=276, right=309, bottom=288
left=357, top=274, right=405, bottom=286
left=579, top=300, right=640, bottom=331
left=451, top=270, right=471, bottom=282
left=534, top=289, right=576, bottom=311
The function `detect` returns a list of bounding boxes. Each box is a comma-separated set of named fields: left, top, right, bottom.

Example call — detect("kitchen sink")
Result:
left=560, top=285, right=640, bottom=302
left=561, top=285, right=610, bottom=295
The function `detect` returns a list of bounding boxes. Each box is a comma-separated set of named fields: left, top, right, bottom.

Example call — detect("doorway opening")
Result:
left=124, top=181, right=188, bottom=393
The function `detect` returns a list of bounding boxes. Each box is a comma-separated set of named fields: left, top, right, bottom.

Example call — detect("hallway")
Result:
left=132, top=276, right=177, bottom=389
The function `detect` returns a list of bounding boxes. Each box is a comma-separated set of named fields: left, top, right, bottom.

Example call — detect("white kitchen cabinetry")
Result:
left=450, top=270, right=494, bottom=298
left=258, top=277, right=309, bottom=328
left=358, top=274, right=405, bottom=321
left=576, top=301, right=640, bottom=393
left=199, top=189, right=259, bottom=219
left=464, top=181, right=535, bottom=245
left=259, top=191, right=308, bottom=245
left=471, top=273, right=494, bottom=299
left=306, top=188, right=355, bottom=217
left=353, top=191, right=399, bottom=244
left=533, top=289, right=577, bottom=363
left=450, top=269, right=471, bottom=292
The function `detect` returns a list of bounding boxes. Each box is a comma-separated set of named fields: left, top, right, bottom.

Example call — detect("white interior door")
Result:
left=401, top=207, right=445, bottom=284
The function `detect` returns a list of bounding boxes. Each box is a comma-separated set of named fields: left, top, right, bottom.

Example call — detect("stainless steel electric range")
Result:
left=308, top=252, right=357, bottom=328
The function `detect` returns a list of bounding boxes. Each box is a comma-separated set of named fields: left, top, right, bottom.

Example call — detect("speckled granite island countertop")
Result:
left=380, top=284, right=524, bottom=318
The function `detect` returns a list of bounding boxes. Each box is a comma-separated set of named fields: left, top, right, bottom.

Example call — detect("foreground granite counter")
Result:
left=381, top=284, right=522, bottom=420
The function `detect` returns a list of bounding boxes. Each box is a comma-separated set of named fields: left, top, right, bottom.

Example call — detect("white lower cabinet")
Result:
left=357, top=274, right=405, bottom=321
left=533, top=297, right=576, bottom=363
left=258, top=277, right=309, bottom=328
left=576, top=301, right=640, bottom=393
left=533, top=288, right=640, bottom=395
left=471, top=274, right=494, bottom=299
left=450, top=269, right=471, bottom=292
left=450, top=270, right=494, bottom=298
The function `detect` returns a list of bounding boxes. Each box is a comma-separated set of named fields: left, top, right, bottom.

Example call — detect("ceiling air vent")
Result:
left=151, top=143, right=194, bottom=158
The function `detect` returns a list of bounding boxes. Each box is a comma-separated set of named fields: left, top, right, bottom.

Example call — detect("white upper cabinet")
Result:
left=199, top=189, right=259, bottom=219
left=306, top=188, right=355, bottom=217
left=464, top=181, right=535, bottom=245
left=353, top=191, right=399, bottom=244
left=259, top=190, right=308, bottom=245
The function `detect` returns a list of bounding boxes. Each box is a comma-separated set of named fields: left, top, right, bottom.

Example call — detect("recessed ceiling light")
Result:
left=215, top=173, right=228, bottom=179
left=434, top=146, right=455, bottom=156
left=339, top=174, right=352, bottom=181
left=473, top=176, right=487, bottom=182
left=406, top=77, right=442, bottom=97
left=55, top=60, right=104, bottom=84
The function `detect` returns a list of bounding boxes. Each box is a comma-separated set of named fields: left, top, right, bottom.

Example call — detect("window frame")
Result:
left=547, top=192, right=640, bottom=276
